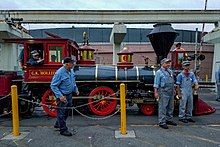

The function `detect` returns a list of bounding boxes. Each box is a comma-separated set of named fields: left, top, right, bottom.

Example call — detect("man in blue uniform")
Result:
left=51, top=57, right=79, bottom=136
left=27, top=50, right=44, bottom=65
left=216, top=66, right=220, bottom=102
left=154, top=58, right=177, bottom=129
left=176, top=60, right=198, bottom=123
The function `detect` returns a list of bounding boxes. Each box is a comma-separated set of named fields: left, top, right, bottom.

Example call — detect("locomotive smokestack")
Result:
left=147, top=23, right=178, bottom=64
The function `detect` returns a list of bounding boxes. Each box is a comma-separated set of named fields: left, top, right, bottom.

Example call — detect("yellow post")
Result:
left=120, top=83, right=126, bottom=135
left=205, top=74, right=208, bottom=82
left=11, top=85, right=20, bottom=136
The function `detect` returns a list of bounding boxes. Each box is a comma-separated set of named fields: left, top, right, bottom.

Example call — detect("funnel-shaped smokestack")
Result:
left=147, top=23, right=178, bottom=64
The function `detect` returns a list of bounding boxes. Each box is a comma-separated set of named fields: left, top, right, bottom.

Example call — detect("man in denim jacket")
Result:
left=51, top=57, right=79, bottom=136
left=176, top=60, right=198, bottom=123
left=154, top=58, right=177, bottom=129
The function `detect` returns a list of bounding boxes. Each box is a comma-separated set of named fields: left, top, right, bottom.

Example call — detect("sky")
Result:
left=0, top=0, right=219, bottom=31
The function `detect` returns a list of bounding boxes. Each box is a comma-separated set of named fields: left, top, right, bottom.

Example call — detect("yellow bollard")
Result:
left=120, top=83, right=126, bottom=135
left=11, top=85, right=20, bottom=136
left=205, top=74, right=208, bottom=82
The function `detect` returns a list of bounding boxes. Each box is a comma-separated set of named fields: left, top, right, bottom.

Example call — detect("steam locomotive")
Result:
left=0, top=23, right=215, bottom=117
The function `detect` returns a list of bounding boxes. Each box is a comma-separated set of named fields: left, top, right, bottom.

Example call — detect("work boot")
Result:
left=60, top=130, right=73, bottom=136
left=159, top=124, right=169, bottom=129
left=166, top=121, right=177, bottom=126
left=54, top=123, right=60, bottom=130
left=179, top=119, right=188, bottom=123
left=54, top=124, right=59, bottom=129
left=187, top=118, right=195, bottom=123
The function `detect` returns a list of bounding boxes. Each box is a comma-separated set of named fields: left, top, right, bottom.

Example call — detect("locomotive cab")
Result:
left=3, top=37, right=79, bottom=116
left=5, top=38, right=79, bottom=83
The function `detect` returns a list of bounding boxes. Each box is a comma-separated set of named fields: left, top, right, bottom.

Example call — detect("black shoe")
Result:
left=159, top=124, right=169, bottom=129
left=187, top=118, right=195, bottom=123
left=60, top=130, right=73, bottom=136
left=54, top=125, right=59, bottom=129
left=166, top=121, right=177, bottom=126
left=179, top=119, right=188, bottom=123
left=54, top=121, right=59, bottom=128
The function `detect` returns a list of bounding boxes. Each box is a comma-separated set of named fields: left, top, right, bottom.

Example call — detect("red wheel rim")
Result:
left=88, top=87, right=117, bottom=116
left=42, top=89, right=57, bottom=117
left=140, top=104, right=155, bottom=116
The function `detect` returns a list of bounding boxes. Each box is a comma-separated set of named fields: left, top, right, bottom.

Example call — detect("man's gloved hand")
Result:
left=178, top=92, right=182, bottom=99
left=37, top=59, right=44, bottom=63
left=76, top=91, right=79, bottom=96
left=194, top=84, right=199, bottom=90
left=59, top=96, right=67, bottom=102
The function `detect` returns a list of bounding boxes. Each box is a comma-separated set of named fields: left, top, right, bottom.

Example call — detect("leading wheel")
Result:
left=88, top=86, right=117, bottom=116
left=140, top=104, right=155, bottom=116
left=42, top=89, right=57, bottom=117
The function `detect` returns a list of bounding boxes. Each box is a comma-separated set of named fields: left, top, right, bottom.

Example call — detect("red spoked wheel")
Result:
left=140, top=104, right=155, bottom=116
left=42, top=89, right=57, bottom=117
left=88, top=87, right=117, bottom=116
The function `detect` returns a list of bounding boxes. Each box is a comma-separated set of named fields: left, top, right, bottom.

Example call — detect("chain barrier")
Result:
left=18, top=90, right=128, bottom=120
left=19, top=96, right=121, bottom=110
left=0, top=93, right=11, bottom=101
left=19, top=90, right=121, bottom=109
left=0, top=93, right=11, bottom=118
left=0, top=110, right=11, bottom=118
left=72, top=107, right=121, bottom=120
left=19, top=97, right=121, bottom=120
left=0, top=89, right=132, bottom=120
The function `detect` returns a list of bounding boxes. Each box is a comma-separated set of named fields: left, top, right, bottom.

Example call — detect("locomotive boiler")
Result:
left=0, top=24, right=215, bottom=117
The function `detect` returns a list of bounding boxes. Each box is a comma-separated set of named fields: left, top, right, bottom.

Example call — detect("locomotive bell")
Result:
left=117, top=46, right=134, bottom=69
left=78, top=32, right=96, bottom=66
left=78, top=44, right=95, bottom=66
left=147, top=23, right=178, bottom=64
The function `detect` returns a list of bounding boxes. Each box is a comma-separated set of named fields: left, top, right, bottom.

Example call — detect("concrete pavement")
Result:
left=0, top=90, right=219, bottom=147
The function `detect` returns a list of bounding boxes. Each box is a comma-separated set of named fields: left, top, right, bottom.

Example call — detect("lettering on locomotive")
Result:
left=30, top=70, right=56, bottom=76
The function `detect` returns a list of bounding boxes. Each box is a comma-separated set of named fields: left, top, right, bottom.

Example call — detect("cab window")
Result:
left=28, top=44, right=44, bottom=59
left=48, top=45, right=63, bottom=63
left=26, top=43, right=44, bottom=66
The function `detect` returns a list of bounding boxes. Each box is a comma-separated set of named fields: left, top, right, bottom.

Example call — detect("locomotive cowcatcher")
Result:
left=1, top=24, right=215, bottom=117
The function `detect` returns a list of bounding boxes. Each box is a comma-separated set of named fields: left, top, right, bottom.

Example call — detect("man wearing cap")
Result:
left=27, top=50, right=44, bottom=65
left=50, top=57, right=79, bottom=136
left=154, top=58, right=177, bottom=129
left=176, top=60, right=198, bottom=123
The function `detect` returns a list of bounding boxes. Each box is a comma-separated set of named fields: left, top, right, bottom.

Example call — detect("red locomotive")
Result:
left=0, top=24, right=215, bottom=117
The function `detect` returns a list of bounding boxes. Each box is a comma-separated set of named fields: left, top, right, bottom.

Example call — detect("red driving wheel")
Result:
left=140, top=104, right=155, bottom=116
left=42, top=89, right=57, bottom=117
left=88, top=87, right=117, bottom=116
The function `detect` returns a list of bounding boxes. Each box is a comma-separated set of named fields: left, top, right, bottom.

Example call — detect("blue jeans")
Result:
left=158, top=85, right=174, bottom=125
left=55, top=94, right=72, bottom=132
left=179, top=90, right=193, bottom=119
left=158, top=91, right=174, bottom=125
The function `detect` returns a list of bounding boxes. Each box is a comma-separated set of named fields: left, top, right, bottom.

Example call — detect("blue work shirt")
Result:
left=215, top=69, right=220, bottom=83
left=50, top=66, right=78, bottom=99
left=176, top=71, right=197, bottom=92
left=153, top=67, right=173, bottom=89
left=27, top=58, right=40, bottom=65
